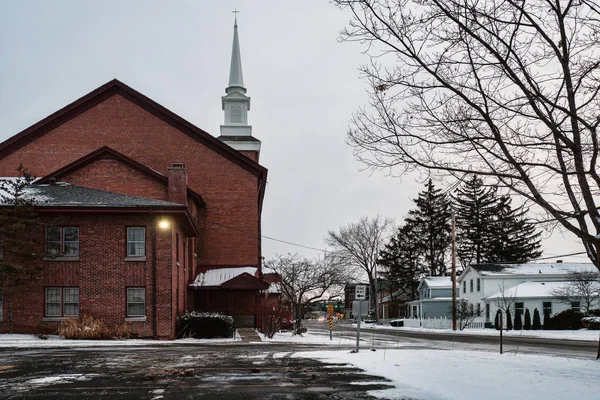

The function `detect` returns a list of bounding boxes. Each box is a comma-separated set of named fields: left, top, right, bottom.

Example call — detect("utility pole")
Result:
left=452, top=212, right=457, bottom=331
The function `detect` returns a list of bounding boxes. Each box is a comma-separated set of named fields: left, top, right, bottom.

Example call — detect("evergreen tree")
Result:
left=406, top=180, right=452, bottom=276
left=487, top=196, right=542, bottom=263
left=0, top=167, right=49, bottom=332
left=524, top=309, right=531, bottom=330
left=532, top=308, right=542, bottom=330
left=452, top=175, right=542, bottom=266
left=506, top=310, right=513, bottom=330
left=514, top=310, right=523, bottom=330
left=543, top=310, right=552, bottom=330
left=452, top=175, right=498, bottom=267
left=379, top=220, right=423, bottom=300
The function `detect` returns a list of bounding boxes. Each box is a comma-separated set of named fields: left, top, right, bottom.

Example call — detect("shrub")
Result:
left=59, top=315, right=111, bottom=340
left=177, top=311, right=234, bottom=338
left=514, top=311, right=523, bottom=330
left=58, top=316, right=134, bottom=340
left=587, top=309, right=600, bottom=317
left=582, top=316, right=600, bottom=330
left=549, top=309, right=585, bottom=330
left=532, top=308, right=541, bottom=330
left=543, top=310, right=552, bottom=330
left=506, top=310, right=513, bottom=330
left=524, top=309, right=531, bottom=330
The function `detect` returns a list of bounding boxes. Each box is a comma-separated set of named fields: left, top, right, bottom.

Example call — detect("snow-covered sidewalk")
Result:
left=294, top=348, right=600, bottom=400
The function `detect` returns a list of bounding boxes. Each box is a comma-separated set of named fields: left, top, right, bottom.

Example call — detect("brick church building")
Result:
left=0, top=19, right=275, bottom=338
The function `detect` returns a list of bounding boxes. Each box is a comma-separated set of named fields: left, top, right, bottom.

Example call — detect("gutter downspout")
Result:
left=152, top=220, right=158, bottom=339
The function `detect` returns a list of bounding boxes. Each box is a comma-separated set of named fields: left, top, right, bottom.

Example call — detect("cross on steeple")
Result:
left=232, top=9, right=239, bottom=26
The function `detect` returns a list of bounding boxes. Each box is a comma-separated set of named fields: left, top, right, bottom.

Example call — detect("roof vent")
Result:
left=171, top=163, right=185, bottom=168
left=539, top=269, right=542, bottom=273
left=556, top=259, right=563, bottom=263
left=49, top=177, right=56, bottom=185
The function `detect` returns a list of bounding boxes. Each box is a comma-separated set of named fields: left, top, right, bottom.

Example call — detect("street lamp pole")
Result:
left=452, top=213, right=457, bottom=331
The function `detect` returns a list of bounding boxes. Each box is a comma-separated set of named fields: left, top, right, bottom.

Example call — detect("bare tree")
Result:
left=263, top=253, right=345, bottom=334
left=550, top=270, right=600, bottom=313
left=326, top=215, right=392, bottom=323
left=334, top=0, right=600, bottom=267
left=455, top=299, right=479, bottom=331
left=494, top=281, right=517, bottom=330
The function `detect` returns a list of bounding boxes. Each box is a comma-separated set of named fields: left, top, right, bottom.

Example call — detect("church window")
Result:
left=231, top=105, right=242, bottom=123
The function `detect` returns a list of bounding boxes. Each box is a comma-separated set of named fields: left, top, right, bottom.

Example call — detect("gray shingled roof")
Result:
left=1, top=182, right=185, bottom=209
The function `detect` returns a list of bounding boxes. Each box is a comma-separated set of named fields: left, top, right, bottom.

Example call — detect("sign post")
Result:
left=329, top=315, right=333, bottom=340
left=355, top=285, right=367, bottom=353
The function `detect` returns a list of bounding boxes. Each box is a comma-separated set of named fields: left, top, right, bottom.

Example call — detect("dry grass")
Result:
left=59, top=315, right=133, bottom=340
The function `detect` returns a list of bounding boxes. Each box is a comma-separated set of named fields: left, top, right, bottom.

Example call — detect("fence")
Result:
left=401, top=317, right=485, bottom=330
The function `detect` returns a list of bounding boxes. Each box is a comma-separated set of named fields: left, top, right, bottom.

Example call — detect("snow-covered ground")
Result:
left=363, top=323, right=600, bottom=341
left=258, top=330, right=358, bottom=345
left=0, top=334, right=239, bottom=348
left=294, top=348, right=600, bottom=400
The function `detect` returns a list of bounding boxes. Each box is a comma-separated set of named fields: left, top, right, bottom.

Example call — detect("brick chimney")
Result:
left=167, top=163, right=188, bottom=206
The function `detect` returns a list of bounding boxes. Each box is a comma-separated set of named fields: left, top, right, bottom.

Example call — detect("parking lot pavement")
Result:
left=0, top=343, right=395, bottom=399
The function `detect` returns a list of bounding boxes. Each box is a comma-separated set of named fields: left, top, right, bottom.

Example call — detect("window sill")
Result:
left=42, top=317, right=72, bottom=322
left=124, top=256, right=147, bottom=262
left=125, top=316, right=147, bottom=322
left=43, top=257, right=80, bottom=262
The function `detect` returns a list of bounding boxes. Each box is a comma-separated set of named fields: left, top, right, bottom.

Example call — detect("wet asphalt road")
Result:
left=0, top=343, right=397, bottom=400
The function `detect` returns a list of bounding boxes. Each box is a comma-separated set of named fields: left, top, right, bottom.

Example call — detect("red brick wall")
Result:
left=0, top=94, right=262, bottom=268
left=0, top=212, right=190, bottom=339
left=61, top=158, right=169, bottom=201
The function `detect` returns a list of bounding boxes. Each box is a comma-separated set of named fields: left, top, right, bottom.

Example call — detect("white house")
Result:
left=457, top=262, right=599, bottom=328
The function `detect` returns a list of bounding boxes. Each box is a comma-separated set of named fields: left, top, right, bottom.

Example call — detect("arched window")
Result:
left=231, top=105, right=242, bottom=123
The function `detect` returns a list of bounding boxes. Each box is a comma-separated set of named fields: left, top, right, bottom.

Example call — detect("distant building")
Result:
left=406, top=276, right=458, bottom=319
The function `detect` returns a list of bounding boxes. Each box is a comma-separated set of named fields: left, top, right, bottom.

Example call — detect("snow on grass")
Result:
left=363, top=323, right=600, bottom=341
left=0, top=334, right=239, bottom=348
left=294, top=348, right=600, bottom=400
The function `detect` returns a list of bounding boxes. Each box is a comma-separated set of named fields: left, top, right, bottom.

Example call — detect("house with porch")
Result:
left=406, top=276, right=459, bottom=319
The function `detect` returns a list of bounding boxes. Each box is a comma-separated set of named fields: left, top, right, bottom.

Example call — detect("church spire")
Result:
left=218, top=12, right=261, bottom=162
left=227, top=13, right=245, bottom=91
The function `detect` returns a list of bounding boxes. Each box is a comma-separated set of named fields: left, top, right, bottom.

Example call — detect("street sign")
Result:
left=355, top=285, right=367, bottom=300
left=327, top=304, right=334, bottom=315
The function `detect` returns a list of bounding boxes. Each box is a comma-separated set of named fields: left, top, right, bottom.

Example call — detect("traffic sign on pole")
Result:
left=327, top=304, right=334, bottom=315
left=355, top=285, right=367, bottom=300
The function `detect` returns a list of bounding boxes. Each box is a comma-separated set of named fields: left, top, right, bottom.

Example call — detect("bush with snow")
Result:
left=177, top=311, right=234, bottom=338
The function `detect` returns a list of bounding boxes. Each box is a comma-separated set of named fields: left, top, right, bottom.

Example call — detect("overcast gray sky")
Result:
left=0, top=0, right=588, bottom=263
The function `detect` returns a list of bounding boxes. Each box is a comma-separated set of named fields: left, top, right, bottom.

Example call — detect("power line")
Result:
left=261, top=236, right=328, bottom=253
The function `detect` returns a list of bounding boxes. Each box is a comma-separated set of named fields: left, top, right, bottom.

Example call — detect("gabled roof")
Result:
left=221, top=273, right=269, bottom=290
left=0, top=79, right=267, bottom=183
left=36, top=146, right=205, bottom=207
left=190, top=267, right=258, bottom=287
left=420, top=276, right=453, bottom=290
left=484, top=281, right=569, bottom=300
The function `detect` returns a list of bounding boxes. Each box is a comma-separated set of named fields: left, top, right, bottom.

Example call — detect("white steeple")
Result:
left=219, top=13, right=261, bottom=160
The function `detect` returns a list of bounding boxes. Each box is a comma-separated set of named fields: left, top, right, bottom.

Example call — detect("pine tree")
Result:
left=514, top=310, right=523, bottom=330
left=487, top=196, right=542, bottom=263
left=543, top=310, right=552, bottom=330
left=0, top=167, right=49, bottom=332
left=506, top=310, right=513, bottom=330
left=406, top=180, right=452, bottom=276
left=379, top=220, right=423, bottom=301
left=524, top=309, right=531, bottom=330
left=533, top=308, right=542, bottom=330
left=452, top=175, right=542, bottom=266
left=452, top=175, right=498, bottom=267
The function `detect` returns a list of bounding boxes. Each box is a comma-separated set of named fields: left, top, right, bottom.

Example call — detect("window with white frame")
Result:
left=515, top=302, right=524, bottom=316
left=463, top=281, right=467, bottom=294
left=46, top=227, right=79, bottom=257
left=476, top=303, right=481, bottom=316
left=485, top=303, right=490, bottom=320
left=127, top=227, right=145, bottom=257
left=45, top=287, right=79, bottom=317
left=127, top=287, right=146, bottom=317
left=470, top=279, right=473, bottom=292
left=543, top=301, right=552, bottom=316
left=476, top=278, right=480, bottom=292
left=571, top=301, right=580, bottom=312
